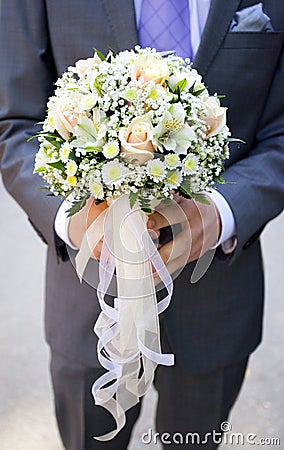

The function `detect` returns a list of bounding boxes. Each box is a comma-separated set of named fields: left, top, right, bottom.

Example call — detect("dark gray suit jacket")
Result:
left=0, top=0, right=283, bottom=374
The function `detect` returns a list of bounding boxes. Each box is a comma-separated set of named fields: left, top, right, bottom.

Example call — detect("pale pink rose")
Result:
left=75, top=57, right=95, bottom=77
left=119, top=118, right=155, bottom=165
left=49, top=98, right=79, bottom=140
left=131, top=55, right=169, bottom=86
left=200, top=95, right=227, bottom=137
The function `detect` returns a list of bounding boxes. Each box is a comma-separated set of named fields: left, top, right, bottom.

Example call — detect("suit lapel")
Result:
left=193, top=0, right=242, bottom=75
left=101, top=0, right=139, bottom=52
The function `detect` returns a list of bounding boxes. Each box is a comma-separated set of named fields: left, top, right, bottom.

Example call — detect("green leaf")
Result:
left=189, top=81, right=196, bottom=94
left=47, top=140, right=62, bottom=150
left=189, top=82, right=207, bottom=97
left=43, top=134, right=63, bottom=150
left=173, top=78, right=187, bottom=94
left=69, top=150, right=77, bottom=160
left=179, top=178, right=211, bottom=204
left=93, top=74, right=104, bottom=96
left=107, top=48, right=117, bottom=60
left=193, top=87, right=207, bottom=97
left=226, top=137, right=246, bottom=145
left=162, top=197, right=172, bottom=206
left=179, top=177, right=192, bottom=198
left=26, top=134, right=38, bottom=143
left=94, top=48, right=105, bottom=61
left=141, top=207, right=152, bottom=214
left=84, top=145, right=101, bottom=152
left=139, top=197, right=153, bottom=214
left=34, top=167, right=46, bottom=173
left=47, top=161, right=66, bottom=171
left=129, top=191, right=139, bottom=209
left=66, top=195, right=89, bottom=217
left=189, top=192, right=210, bottom=205
left=34, top=131, right=64, bottom=148
left=214, top=175, right=225, bottom=185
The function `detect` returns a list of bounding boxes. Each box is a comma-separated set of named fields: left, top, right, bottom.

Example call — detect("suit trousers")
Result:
left=50, top=326, right=249, bottom=450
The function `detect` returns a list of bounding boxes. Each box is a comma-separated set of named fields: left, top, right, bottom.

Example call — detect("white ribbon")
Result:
left=75, top=194, right=174, bottom=441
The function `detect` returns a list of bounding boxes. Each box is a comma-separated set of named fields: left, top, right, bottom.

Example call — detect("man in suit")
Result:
left=0, top=1, right=283, bottom=449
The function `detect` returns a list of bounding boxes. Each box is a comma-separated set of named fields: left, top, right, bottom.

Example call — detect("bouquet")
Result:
left=34, top=47, right=231, bottom=440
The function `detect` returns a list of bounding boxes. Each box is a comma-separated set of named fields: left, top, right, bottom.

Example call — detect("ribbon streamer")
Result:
left=75, top=194, right=174, bottom=441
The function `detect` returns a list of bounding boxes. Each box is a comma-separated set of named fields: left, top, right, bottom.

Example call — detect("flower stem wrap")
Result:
left=75, top=194, right=174, bottom=441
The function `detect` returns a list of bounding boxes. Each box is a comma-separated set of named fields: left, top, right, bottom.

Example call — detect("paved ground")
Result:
left=0, top=177, right=283, bottom=450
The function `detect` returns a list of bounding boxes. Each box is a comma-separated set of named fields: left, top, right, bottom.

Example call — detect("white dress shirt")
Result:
left=55, top=0, right=236, bottom=253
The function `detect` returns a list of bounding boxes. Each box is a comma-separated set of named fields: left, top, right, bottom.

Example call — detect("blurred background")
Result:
left=0, top=176, right=283, bottom=450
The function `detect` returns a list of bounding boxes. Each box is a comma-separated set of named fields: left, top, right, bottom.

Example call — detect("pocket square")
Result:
left=230, top=3, right=274, bottom=32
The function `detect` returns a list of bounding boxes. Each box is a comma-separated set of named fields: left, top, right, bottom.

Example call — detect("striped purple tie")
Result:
left=138, top=0, right=192, bottom=60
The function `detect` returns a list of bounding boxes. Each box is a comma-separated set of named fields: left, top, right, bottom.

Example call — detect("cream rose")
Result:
left=131, top=55, right=169, bottom=86
left=75, top=55, right=101, bottom=77
left=200, top=95, right=227, bottom=137
left=48, top=97, right=80, bottom=140
left=119, top=117, right=155, bottom=165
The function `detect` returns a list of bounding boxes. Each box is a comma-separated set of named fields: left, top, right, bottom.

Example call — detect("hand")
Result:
left=147, top=195, right=221, bottom=276
left=68, top=198, right=108, bottom=259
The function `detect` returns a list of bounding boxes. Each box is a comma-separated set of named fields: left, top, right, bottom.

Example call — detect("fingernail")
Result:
left=148, top=219, right=155, bottom=228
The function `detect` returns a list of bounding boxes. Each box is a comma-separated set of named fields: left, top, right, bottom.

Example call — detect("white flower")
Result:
left=102, top=161, right=125, bottom=186
left=80, top=94, right=98, bottom=110
left=153, top=103, right=196, bottom=154
left=146, top=159, right=166, bottom=182
left=182, top=154, right=199, bottom=174
left=164, top=169, right=183, bottom=189
left=168, top=73, right=195, bottom=92
left=73, top=108, right=107, bottom=147
left=168, top=71, right=206, bottom=95
left=164, top=153, right=180, bottom=169
left=34, top=146, right=51, bottom=172
left=66, top=160, right=78, bottom=176
left=89, top=178, right=104, bottom=199
left=123, top=88, right=138, bottom=101
left=35, top=48, right=231, bottom=208
left=60, top=142, right=72, bottom=162
left=67, top=175, right=77, bottom=186
left=103, top=141, right=120, bottom=159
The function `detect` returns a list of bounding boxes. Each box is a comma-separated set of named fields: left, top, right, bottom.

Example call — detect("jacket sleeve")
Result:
left=0, top=1, right=64, bottom=252
left=217, top=43, right=284, bottom=262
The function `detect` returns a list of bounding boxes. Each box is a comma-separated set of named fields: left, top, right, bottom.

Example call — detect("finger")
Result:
left=158, top=240, right=174, bottom=265
left=165, top=244, right=213, bottom=279
left=165, top=255, right=187, bottom=277
left=91, top=238, right=103, bottom=260
left=86, top=199, right=108, bottom=229
left=153, top=271, right=162, bottom=286
left=147, top=200, right=188, bottom=230
left=158, top=228, right=192, bottom=266
left=148, top=229, right=160, bottom=240
left=165, top=232, right=216, bottom=276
